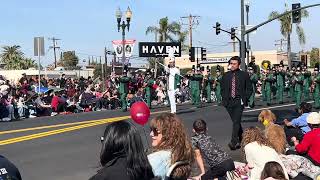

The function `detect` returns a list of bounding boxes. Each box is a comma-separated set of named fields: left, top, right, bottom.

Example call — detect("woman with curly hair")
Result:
left=148, top=113, right=194, bottom=180
left=258, top=109, right=287, bottom=154
left=259, top=110, right=320, bottom=179
left=241, top=127, right=289, bottom=180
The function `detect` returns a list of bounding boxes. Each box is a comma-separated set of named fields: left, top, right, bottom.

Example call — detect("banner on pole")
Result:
left=112, top=39, right=136, bottom=59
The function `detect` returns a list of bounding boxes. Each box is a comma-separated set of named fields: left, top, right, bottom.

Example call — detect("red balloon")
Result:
left=130, top=102, right=150, bottom=125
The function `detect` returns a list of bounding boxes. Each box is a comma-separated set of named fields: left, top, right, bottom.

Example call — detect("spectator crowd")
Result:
left=1, top=73, right=320, bottom=180
left=89, top=106, right=320, bottom=180
left=0, top=72, right=192, bottom=122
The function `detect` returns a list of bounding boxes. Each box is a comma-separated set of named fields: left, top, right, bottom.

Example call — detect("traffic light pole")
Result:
left=245, top=3, right=320, bottom=35
left=213, top=27, right=241, bottom=42
left=243, top=3, right=320, bottom=68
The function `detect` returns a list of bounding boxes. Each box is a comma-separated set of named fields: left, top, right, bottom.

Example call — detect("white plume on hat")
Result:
left=168, top=47, right=175, bottom=63
left=307, top=112, right=320, bottom=125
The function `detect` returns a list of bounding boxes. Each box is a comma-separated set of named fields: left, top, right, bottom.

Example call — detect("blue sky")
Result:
left=0, top=0, right=319, bottom=66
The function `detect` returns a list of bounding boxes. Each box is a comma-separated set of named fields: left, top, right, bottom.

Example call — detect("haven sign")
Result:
left=139, top=42, right=181, bottom=57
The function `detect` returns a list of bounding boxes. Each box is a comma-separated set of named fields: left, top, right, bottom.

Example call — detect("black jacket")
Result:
left=89, top=157, right=131, bottom=180
left=221, top=69, right=252, bottom=107
left=0, top=155, right=22, bottom=180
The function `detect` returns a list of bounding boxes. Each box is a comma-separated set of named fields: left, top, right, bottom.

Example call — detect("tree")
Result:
left=309, top=48, right=320, bottom=68
left=0, top=45, right=25, bottom=70
left=177, top=30, right=189, bottom=52
left=61, top=51, right=79, bottom=70
left=93, top=64, right=111, bottom=78
left=146, top=17, right=187, bottom=76
left=146, top=17, right=181, bottom=42
left=269, top=3, right=309, bottom=67
left=22, top=58, right=38, bottom=69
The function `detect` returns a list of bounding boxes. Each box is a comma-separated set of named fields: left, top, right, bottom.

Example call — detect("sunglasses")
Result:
left=150, top=127, right=161, bottom=136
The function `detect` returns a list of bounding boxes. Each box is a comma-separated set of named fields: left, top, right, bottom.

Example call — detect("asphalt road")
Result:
left=0, top=98, right=303, bottom=180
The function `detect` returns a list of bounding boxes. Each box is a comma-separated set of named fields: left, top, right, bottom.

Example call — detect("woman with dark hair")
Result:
left=148, top=113, right=194, bottom=180
left=260, top=161, right=287, bottom=180
left=89, top=121, right=155, bottom=180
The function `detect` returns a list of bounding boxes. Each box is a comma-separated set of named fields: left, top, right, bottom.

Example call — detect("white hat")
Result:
left=307, top=112, right=320, bottom=125
left=169, top=57, right=175, bottom=63
left=168, top=47, right=175, bottom=63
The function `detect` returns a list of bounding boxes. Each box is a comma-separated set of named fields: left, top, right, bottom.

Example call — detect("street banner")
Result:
left=139, top=42, right=181, bottom=57
left=112, top=39, right=136, bottom=58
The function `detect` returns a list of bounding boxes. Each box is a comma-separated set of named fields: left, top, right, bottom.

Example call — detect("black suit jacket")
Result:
left=221, top=69, right=252, bottom=107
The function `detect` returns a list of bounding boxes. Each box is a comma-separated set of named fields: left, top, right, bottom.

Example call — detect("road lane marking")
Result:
left=0, top=118, right=127, bottom=135
left=0, top=110, right=169, bottom=135
left=0, top=116, right=128, bottom=146
left=0, top=110, right=170, bottom=146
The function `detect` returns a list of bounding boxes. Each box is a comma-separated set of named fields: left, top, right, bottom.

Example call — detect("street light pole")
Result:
left=240, top=0, right=246, bottom=70
left=245, top=1, right=250, bottom=66
left=116, top=7, right=132, bottom=73
left=122, top=22, right=126, bottom=72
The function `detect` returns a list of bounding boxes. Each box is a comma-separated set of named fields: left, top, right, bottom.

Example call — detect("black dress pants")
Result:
left=201, top=159, right=235, bottom=180
left=225, top=99, right=244, bottom=145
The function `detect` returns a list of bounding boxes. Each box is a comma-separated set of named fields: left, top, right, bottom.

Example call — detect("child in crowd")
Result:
left=191, top=119, right=235, bottom=180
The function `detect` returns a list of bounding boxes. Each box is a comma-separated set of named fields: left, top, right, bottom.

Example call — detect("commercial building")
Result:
left=164, top=50, right=289, bottom=71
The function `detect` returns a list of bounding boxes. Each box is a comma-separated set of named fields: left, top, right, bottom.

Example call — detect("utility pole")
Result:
left=275, top=39, right=287, bottom=52
left=245, top=2, right=251, bottom=66
left=154, top=31, right=158, bottom=79
left=229, top=41, right=239, bottom=52
left=104, top=47, right=108, bottom=77
left=180, top=14, right=200, bottom=48
left=49, top=37, right=61, bottom=68
left=240, top=0, right=246, bottom=70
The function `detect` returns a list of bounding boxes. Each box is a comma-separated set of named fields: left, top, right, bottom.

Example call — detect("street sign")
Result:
left=34, top=37, right=45, bottom=56
left=139, top=42, right=181, bottom=57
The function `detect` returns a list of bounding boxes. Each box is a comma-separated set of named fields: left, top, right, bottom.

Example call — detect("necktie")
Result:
left=231, top=72, right=236, bottom=98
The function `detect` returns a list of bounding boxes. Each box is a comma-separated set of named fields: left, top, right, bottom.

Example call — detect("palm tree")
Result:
left=146, top=17, right=181, bottom=42
left=22, top=58, right=37, bottom=69
left=177, top=30, right=189, bottom=52
left=1, top=45, right=25, bottom=70
left=269, top=3, right=309, bottom=67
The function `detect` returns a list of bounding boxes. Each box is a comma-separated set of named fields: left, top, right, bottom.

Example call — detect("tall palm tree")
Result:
left=146, top=17, right=181, bottom=42
left=1, top=45, right=25, bottom=69
left=269, top=3, right=309, bottom=67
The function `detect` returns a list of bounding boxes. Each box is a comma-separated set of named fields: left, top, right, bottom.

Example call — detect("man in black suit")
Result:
left=221, top=56, right=252, bottom=150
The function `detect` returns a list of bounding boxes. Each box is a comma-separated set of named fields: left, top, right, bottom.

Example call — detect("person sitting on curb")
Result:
left=191, top=119, right=235, bottom=180
left=291, top=112, right=320, bottom=166
left=283, top=102, right=312, bottom=143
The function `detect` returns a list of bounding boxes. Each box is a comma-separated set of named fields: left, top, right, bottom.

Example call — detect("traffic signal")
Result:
left=231, top=28, right=236, bottom=40
left=216, top=22, right=221, bottom=35
left=201, top=47, right=207, bottom=61
left=292, top=3, right=301, bottom=23
left=189, top=47, right=195, bottom=62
